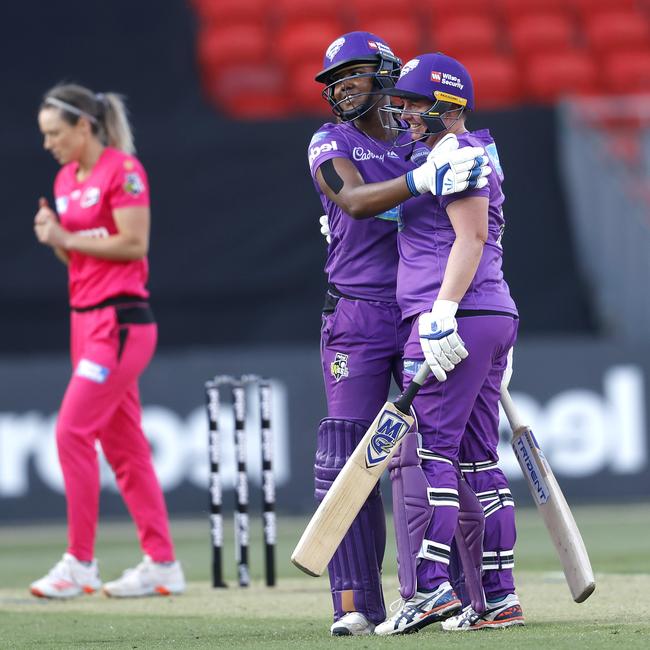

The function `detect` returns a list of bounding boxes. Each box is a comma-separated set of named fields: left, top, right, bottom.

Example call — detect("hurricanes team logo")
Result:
left=325, top=37, right=345, bottom=61
left=400, top=59, right=420, bottom=77
left=330, top=352, right=349, bottom=382
left=365, top=411, right=410, bottom=467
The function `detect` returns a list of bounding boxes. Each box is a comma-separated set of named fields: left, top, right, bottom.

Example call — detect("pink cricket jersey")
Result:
left=54, top=147, right=151, bottom=308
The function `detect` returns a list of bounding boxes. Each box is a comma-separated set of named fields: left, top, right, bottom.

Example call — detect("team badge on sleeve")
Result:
left=330, top=352, right=350, bottom=382
left=124, top=172, right=145, bottom=196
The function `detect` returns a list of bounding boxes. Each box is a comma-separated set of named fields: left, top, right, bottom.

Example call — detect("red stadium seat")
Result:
left=197, top=23, right=270, bottom=69
left=499, top=0, right=568, bottom=21
left=272, top=0, right=345, bottom=24
left=219, top=91, right=290, bottom=120
left=463, top=55, right=522, bottom=110
left=203, top=63, right=289, bottom=119
left=509, top=13, right=576, bottom=56
left=275, top=20, right=346, bottom=65
left=360, top=18, right=423, bottom=63
left=432, top=15, right=501, bottom=58
left=523, top=50, right=598, bottom=104
left=584, top=11, right=650, bottom=55
left=431, top=0, right=497, bottom=21
left=602, top=50, right=650, bottom=94
left=191, top=0, right=271, bottom=26
left=349, top=0, right=417, bottom=25
left=572, top=0, right=640, bottom=19
left=289, top=60, right=336, bottom=116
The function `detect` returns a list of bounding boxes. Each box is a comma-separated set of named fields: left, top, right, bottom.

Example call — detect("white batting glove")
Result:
left=501, top=347, right=514, bottom=390
left=418, top=299, right=468, bottom=381
left=407, top=133, right=491, bottom=197
left=319, top=214, right=331, bottom=244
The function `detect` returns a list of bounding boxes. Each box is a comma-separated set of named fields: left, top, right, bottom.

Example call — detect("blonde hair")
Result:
left=41, top=83, right=136, bottom=154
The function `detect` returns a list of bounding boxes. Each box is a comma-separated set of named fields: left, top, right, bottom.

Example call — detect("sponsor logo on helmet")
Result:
left=325, top=37, right=346, bottom=61
left=367, top=40, right=395, bottom=57
left=431, top=71, right=465, bottom=91
left=400, top=59, right=420, bottom=77
left=433, top=90, right=467, bottom=107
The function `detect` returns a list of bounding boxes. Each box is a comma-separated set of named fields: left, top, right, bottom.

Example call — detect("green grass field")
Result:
left=1, top=504, right=649, bottom=649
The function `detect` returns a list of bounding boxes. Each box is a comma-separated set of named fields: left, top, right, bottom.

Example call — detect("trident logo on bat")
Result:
left=366, top=411, right=410, bottom=468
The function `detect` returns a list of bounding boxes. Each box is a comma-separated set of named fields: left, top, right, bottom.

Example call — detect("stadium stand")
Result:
left=190, top=0, right=650, bottom=116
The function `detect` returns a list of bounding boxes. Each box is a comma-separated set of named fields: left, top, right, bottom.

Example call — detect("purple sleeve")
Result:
left=307, top=126, right=351, bottom=180
left=438, top=181, right=490, bottom=210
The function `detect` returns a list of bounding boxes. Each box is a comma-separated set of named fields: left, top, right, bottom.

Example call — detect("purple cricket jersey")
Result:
left=308, top=121, right=413, bottom=302
left=397, top=129, right=518, bottom=318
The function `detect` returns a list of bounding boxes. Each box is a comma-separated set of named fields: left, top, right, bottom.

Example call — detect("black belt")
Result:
left=322, top=284, right=362, bottom=314
left=456, top=309, right=518, bottom=319
left=71, top=295, right=155, bottom=324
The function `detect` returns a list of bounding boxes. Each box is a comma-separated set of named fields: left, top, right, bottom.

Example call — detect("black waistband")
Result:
left=456, top=309, right=518, bottom=319
left=71, top=295, right=149, bottom=313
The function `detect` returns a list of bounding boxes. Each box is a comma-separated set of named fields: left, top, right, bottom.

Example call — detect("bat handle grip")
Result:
left=499, top=386, right=525, bottom=430
left=393, top=363, right=431, bottom=414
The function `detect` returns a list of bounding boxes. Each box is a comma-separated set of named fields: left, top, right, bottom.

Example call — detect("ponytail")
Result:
left=41, top=84, right=136, bottom=154
left=100, top=93, right=135, bottom=155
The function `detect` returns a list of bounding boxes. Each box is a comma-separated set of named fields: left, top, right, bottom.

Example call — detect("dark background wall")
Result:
left=1, top=0, right=594, bottom=356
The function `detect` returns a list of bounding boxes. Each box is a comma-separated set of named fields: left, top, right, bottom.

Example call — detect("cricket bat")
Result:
left=291, top=364, right=431, bottom=576
left=500, top=386, right=596, bottom=603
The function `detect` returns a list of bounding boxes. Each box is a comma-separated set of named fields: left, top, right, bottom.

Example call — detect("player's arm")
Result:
left=437, top=196, right=488, bottom=303
left=315, top=133, right=490, bottom=220
left=35, top=203, right=150, bottom=262
left=417, top=196, right=488, bottom=381
left=315, top=156, right=411, bottom=220
left=63, top=206, right=150, bottom=261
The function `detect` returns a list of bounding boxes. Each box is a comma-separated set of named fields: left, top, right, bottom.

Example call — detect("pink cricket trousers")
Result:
left=56, top=299, right=175, bottom=562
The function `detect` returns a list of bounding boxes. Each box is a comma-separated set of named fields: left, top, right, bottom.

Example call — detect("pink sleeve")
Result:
left=108, top=157, right=150, bottom=209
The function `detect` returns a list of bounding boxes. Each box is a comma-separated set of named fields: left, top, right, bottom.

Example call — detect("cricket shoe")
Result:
left=103, top=555, right=185, bottom=597
left=374, top=581, right=462, bottom=635
left=30, top=553, right=101, bottom=599
left=441, top=593, right=525, bottom=631
left=330, top=612, right=375, bottom=636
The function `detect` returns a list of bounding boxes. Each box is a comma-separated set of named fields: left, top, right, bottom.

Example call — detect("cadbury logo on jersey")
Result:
left=352, top=147, right=400, bottom=163
left=308, top=140, right=339, bottom=164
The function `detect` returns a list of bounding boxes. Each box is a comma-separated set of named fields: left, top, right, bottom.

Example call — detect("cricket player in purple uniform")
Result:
left=309, top=33, right=491, bottom=636
left=373, top=53, right=525, bottom=635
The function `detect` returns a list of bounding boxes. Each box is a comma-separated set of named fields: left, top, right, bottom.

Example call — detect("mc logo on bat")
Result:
left=365, top=410, right=410, bottom=468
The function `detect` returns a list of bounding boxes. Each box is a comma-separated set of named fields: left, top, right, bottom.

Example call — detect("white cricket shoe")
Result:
left=441, top=592, right=525, bottom=631
left=30, top=553, right=101, bottom=599
left=374, top=581, right=461, bottom=635
left=103, top=555, right=185, bottom=597
left=330, top=612, right=375, bottom=636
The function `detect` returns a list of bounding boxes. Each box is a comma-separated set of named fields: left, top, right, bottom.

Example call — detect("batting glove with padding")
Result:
left=418, top=299, right=468, bottom=382
left=406, top=133, right=491, bottom=197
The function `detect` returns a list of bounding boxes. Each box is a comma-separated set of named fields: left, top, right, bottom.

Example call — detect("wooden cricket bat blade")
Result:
left=291, top=402, right=414, bottom=577
left=509, top=416, right=596, bottom=602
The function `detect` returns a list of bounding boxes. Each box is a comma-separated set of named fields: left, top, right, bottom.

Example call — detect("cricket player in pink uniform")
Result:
left=30, top=84, right=185, bottom=599
left=373, top=53, right=524, bottom=634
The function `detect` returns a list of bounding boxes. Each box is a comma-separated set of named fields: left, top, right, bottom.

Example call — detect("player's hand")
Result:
left=319, top=214, right=331, bottom=244
left=34, top=197, right=70, bottom=249
left=408, top=133, right=491, bottom=197
left=418, top=299, right=468, bottom=381
left=501, top=347, right=514, bottom=390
